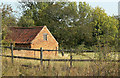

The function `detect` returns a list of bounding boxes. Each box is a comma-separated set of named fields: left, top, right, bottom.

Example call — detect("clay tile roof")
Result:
left=6, top=26, right=44, bottom=44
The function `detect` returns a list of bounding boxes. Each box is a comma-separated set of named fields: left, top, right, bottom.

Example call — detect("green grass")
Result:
left=72, top=52, right=119, bottom=60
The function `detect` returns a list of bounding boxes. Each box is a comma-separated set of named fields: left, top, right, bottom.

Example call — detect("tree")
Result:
left=18, top=1, right=119, bottom=49
left=90, top=7, right=118, bottom=46
left=17, top=16, right=35, bottom=27
left=1, top=3, right=17, bottom=45
left=18, top=2, right=81, bottom=48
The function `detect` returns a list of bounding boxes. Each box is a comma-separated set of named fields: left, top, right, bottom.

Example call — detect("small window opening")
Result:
left=43, top=33, right=48, bottom=41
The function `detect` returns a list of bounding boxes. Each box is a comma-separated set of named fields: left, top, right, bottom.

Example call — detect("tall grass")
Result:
left=2, top=55, right=119, bottom=76
left=2, top=44, right=119, bottom=76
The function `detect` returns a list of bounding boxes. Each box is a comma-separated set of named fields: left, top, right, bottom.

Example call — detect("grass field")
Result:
left=2, top=50, right=120, bottom=76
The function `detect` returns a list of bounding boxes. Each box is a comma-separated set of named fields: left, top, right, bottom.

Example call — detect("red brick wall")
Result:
left=31, top=26, right=59, bottom=56
left=13, top=50, right=58, bottom=58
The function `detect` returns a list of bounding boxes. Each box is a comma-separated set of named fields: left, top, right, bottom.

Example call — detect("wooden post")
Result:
left=70, top=52, right=72, bottom=68
left=48, top=60, right=50, bottom=66
left=34, top=51, right=35, bottom=57
left=40, top=47, right=43, bottom=66
left=11, top=43, right=13, bottom=64
left=55, top=47, right=57, bottom=56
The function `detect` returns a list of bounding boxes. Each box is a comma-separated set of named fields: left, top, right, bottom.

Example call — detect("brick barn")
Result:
left=7, top=26, right=59, bottom=57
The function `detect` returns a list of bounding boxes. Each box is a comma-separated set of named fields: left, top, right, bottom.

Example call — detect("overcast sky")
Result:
left=0, top=0, right=119, bottom=18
